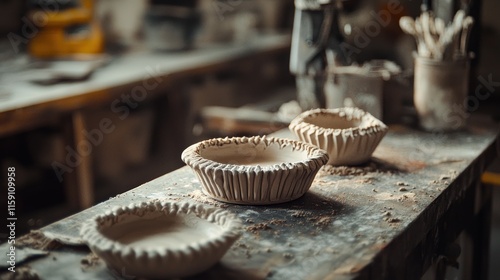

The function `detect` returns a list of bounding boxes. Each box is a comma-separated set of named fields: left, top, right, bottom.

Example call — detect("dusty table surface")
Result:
left=1, top=123, right=499, bottom=280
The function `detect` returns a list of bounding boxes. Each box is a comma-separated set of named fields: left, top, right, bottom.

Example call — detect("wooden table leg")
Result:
left=62, top=111, right=94, bottom=210
left=460, top=181, right=493, bottom=280
left=471, top=183, right=492, bottom=280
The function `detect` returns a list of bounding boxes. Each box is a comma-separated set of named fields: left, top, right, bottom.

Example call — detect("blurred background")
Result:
left=0, top=0, right=499, bottom=277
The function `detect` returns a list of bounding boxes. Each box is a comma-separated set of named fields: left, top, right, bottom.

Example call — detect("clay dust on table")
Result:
left=245, top=219, right=287, bottom=233
left=290, top=210, right=308, bottom=218
left=309, top=216, right=332, bottom=228
left=268, top=219, right=287, bottom=226
left=186, top=190, right=229, bottom=208
left=80, top=253, right=101, bottom=270
left=16, top=231, right=60, bottom=251
left=246, top=223, right=272, bottom=233
left=318, top=159, right=400, bottom=177
left=289, top=209, right=336, bottom=229
left=3, top=266, right=40, bottom=280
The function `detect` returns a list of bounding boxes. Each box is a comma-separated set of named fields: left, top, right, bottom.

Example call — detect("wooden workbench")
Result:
left=0, top=34, right=290, bottom=134
left=1, top=120, right=498, bottom=280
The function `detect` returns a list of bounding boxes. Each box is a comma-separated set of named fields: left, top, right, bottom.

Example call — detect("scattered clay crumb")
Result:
left=382, top=211, right=391, bottom=217
left=354, top=178, right=373, bottom=185
left=396, top=182, right=409, bottom=186
left=290, top=210, right=308, bottom=218
left=399, top=187, right=408, bottom=192
left=266, top=248, right=272, bottom=253
left=372, top=189, right=377, bottom=192
left=283, top=253, right=294, bottom=259
left=397, top=195, right=409, bottom=202
left=320, top=165, right=375, bottom=176
left=440, top=175, right=450, bottom=180
left=187, top=190, right=228, bottom=208
left=313, top=217, right=332, bottom=228
left=16, top=231, right=60, bottom=250
left=387, top=218, right=400, bottom=223
left=4, top=267, right=40, bottom=280
left=245, top=219, right=254, bottom=224
left=319, top=160, right=399, bottom=176
left=268, top=219, right=287, bottom=226
left=81, top=253, right=101, bottom=270
left=245, top=250, right=252, bottom=259
left=246, top=223, right=271, bottom=233
left=320, top=166, right=365, bottom=176
left=325, top=247, right=337, bottom=254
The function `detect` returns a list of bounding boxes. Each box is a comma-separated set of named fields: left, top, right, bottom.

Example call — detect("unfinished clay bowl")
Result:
left=80, top=201, right=241, bottom=279
left=181, top=136, right=329, bottom=205
left=289, top=107, right=388, bottom=166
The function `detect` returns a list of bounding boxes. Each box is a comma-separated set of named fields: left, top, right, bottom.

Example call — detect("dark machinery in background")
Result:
left=289, top=0, right=482, bottom=111
left=145, top=0, right=200, bottom=51
left=290, top=0, right=347, bottom=110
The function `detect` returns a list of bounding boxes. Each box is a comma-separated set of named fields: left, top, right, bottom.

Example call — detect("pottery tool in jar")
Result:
left=399, top=16, right=430, bottom=58
left=406, top=6, right=475, bottom=131
left=399, top=8, right=474, bottom=61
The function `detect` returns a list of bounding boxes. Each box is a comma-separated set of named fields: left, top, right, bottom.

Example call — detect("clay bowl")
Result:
left=289, top=107, right=388, bottom=166
left=80, top=201, right=241, bottom=279
left=181, top=136, right=329, bottom=205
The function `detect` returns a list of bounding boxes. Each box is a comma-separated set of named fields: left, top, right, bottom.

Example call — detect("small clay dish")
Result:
left=80, top=201, right=241, bottom=279
left=289, top=107, right=388, bottom=166
left=181, top=136, right=329, bottom=205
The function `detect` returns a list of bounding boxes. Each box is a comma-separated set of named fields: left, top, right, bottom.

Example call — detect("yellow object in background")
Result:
left=27, top=0, right=103, bottom=58
left=482, top=171, right=500, bottom=186
left=28, top=22, right=103, bottom=58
